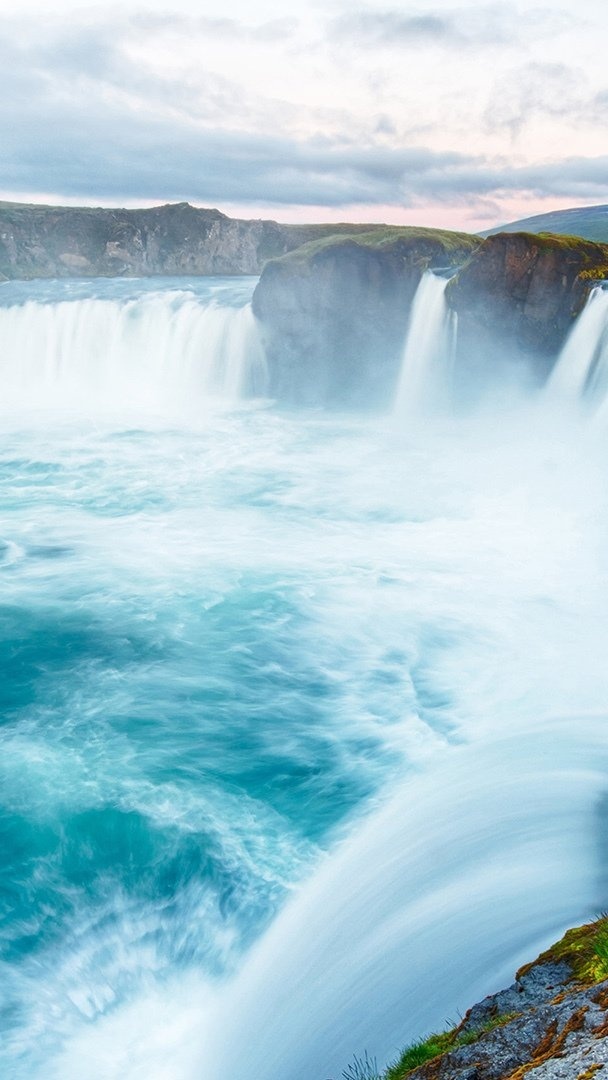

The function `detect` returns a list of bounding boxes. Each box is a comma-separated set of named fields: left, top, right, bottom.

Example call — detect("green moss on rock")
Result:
left=517, top=916, right=608, bottom=987
left=269, top=227, right=480, bottom=270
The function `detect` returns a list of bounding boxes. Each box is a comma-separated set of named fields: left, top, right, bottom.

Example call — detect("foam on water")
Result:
left=1, top=279, right=608, bottom=1079
left=394, top=271, right=456, bottom=415
left=0, top=277, right=266, bottom=414
left=548, top=285, right=608, bottom=409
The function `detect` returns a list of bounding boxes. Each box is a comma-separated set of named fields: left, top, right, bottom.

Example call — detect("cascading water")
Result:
left=2, top=276, right=608, bottom=1080
left=393, top=270, right=456, bottom=415
left=547, top=285, right=608, bottom=407
left=0, top=277, right=267, bottom=413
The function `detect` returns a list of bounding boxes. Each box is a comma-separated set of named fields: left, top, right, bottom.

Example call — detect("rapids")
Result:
left=1, top=276, right=607, bottom=1080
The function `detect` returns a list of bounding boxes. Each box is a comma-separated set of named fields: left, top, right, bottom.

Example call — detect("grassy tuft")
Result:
left=381, top=1012, right=519, bottom=1079
left=384, top=1030, right=456, bottom=1078
left=517, top=914, right=608, bottom=986
left=267, top=227, right=480, bottom=269
left=342, top=1051, right=382, bottom=1080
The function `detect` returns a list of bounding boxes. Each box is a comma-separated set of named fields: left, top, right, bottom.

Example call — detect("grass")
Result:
left=342, top=1051, right=382, bottom=1080
left=340, top=1012, right=519, bottom=1080
left=371, top=918, right=608, bottom=1080
left=517, top=914, right=608, bottom=986
left=495, top=230, right=608, bottom=270
left=273, top=225, right=483, bottom=267
left=383, top=1012, right=519, bottom=1079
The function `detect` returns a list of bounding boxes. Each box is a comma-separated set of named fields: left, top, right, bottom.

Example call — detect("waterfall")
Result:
left=547, top=286, right=608, bottom=407
left=4, top=274, right=608, bottom=1080
left=0, top=281, right=267, bottom=413
left=393, top=271, right=456, bottom=415
left=203, top=719, right=608, bottom=1080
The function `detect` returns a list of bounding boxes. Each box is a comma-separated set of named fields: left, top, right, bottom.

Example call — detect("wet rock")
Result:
left=0, top=201, right=363, bottom=280
left=394, top=919, right=608, bottom=1080
left=446, top=232, right=608, bottom=384
left=252, top=229, right=479, bottom=407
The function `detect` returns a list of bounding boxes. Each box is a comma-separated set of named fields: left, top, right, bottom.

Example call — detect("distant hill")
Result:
left=483, top=204, right=608, bottom=243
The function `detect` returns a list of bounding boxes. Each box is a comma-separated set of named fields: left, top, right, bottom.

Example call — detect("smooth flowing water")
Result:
left=548, top=284, right=608, bottom=408
left=393, top=271, right=455, bottom=415
left=1, top=277, right=608, bottom=1080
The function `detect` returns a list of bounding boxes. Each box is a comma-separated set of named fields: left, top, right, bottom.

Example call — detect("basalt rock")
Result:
left=387, top=917, right=608, bottom=1080
left=0, top=201, right=387, bottom=281
left=252, top=229, right=479, bottom=408
left=446, top=232, right=608, bottom=385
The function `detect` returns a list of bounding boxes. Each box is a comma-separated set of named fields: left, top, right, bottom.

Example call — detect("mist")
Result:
left=1, top=270, right=608, bottom=1078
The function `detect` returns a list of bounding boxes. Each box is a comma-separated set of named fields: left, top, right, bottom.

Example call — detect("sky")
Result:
left=1, top=0, right=607, bottom=230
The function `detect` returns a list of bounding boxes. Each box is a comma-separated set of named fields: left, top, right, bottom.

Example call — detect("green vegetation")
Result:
left=489, top=230, right=608, bottom=270
left=342, top=1051, right=382, bottom=1080
left=383, top=1012, right=519, bottom=1079
left=341, top=918, right=608, bottom=1080
left=517, top=914, right=608, bottom=986
left=578, top=266, right=608, bottom=282
left=274, top=226, right=479, bottom=265
left=341, top=1012, right=518, bottom=1080
left=385, top=1029, right=458, bottom=1076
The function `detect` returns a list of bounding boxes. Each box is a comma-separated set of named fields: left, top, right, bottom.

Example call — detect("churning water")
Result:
left=1, top=277, right=608, bottom=1080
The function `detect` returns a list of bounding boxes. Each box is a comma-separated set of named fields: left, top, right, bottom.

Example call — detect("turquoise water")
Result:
left=1, top=279, right=608, bottom=1078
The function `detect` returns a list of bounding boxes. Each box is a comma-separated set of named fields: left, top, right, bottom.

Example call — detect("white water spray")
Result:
left=547, top=286, right=608, bottom=407
left=201, top=718, right=608, bottom=1080
left=394, top=272, right=455, bottom=415
left=0, top=286, right=266, bottom=413
left=2, top=275, right=608, bottom=1080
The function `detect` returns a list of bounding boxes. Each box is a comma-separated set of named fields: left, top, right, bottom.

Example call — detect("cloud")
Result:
left=131, top=13, right=299, bottom=43
left=329, top=5, right=572, bottom=49
left=0, top=8, right=604, bottom=216
left=0, top=74, right=606, bottom=212
left=484, top=62, right=586, bottom=136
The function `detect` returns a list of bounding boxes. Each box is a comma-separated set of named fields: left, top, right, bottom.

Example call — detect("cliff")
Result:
left=446, top=232, right=608, bottom=382
left=4, top=204, right=608, bottom=407
left=0, top=201, right=395, bottom=280
left=252, top=228, right=480, bottom=407
left=354, top=916, right=608, bottom=1080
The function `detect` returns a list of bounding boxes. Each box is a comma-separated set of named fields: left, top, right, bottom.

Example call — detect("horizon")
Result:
left=2, top=0, right=607, bottom=232
left=1, top=195, right=606, bottom=236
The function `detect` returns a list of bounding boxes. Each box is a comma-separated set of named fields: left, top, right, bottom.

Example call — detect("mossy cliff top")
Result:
left=251, top=226, right=478, bottom=408
left=448, top=230, right=608, bottom=301
left=262, top=226, right=480, bottom=274
left=345, top=917, right=608, bottom=1080
left=0, top=202, right=478, bottom=281
left=445, top=230, right=608, bottom=364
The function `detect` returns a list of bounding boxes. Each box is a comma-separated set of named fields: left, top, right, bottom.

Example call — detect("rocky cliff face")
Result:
left=446, top=232, right=608, bottom=384
left=381, top=917, right=608, bottom=1080
left=4, top=206, right=608, bottom=407
left=252, top=229, right=480, bottom=407
left=0, top=201, right=380, bottom=280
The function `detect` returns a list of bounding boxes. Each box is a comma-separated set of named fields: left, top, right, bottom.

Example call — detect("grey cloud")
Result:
left=330, top=5, right=573, bottom=49
left=0, top=11, right=604, bottom=214
left=0, top=75, right=606, bottom=211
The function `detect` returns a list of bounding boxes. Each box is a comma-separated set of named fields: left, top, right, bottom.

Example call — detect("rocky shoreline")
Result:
left=369, top=918, right=608, bottom=1080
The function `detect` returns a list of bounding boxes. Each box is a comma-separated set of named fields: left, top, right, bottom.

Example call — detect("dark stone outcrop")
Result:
left=252, top=229, right=480, bottom=407
left=446, top=232, right=608, bottom=384
left=405, top=967, right=608, bottom=1079
left=386, top=918, right=608, bottom=1080
left=0, top=201, right=386, bottom=280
